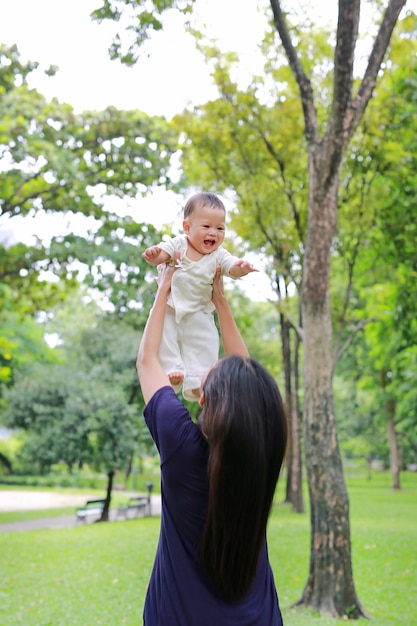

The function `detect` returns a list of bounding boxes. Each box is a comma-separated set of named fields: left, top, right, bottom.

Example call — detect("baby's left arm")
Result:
left=229, top=259, right=259, bottom=278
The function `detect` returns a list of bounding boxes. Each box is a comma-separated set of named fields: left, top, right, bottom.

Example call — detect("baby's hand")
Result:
left=230, top=260, right=259, bottom=278
left=143, top=246, right=170, bottom=266
left=143, top=246, right=162, bottom=261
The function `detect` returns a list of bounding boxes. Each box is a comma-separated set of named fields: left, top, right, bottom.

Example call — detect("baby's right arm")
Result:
left=142, top=245, right=171, bottom=266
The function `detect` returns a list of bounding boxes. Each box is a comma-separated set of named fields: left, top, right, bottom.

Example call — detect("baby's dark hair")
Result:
left=184, top=192, right=226, bottom=219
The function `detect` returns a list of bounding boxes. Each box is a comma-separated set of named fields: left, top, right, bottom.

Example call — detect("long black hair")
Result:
left=198, top=355, right=288, bottom=601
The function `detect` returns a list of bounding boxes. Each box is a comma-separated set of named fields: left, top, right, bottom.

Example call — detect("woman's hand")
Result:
left=211, top=264, right=249, bottom=358
left=136, top=250, right=181, bottom=404
left=155, top=251, right=181, bottom=293
left=211, top=264, right=225, bottom=308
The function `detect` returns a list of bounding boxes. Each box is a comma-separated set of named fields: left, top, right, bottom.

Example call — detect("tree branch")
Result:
left=254, top=126, right=305, bottom=243
left=272, top=270, right=304, bottom=341
left=326, top=0, right=360, bottom=147
left=332, top=317, right=377, bottom=371
left=346, top=0, right=408, bottom=139
left=274, top=296, right=304, bottom=342
left=286, top=312, right=304, bottom=341
left=269, top=0, right=317, bottom=144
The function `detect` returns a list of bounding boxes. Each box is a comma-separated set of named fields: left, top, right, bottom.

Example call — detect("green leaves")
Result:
left=91, top=0, right=194, bottom=65
left=3, top=310, right=146, bottom=475
left=0, top=45, right=178, bottom=389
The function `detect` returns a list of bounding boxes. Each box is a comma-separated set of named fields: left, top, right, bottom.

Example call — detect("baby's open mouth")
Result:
left=204, top=238, right=215, bottom=247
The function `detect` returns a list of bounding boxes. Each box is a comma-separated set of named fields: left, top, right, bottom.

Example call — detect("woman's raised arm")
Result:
left=136, top=259, right=177, bottom=404
left=211, top=266, right=250, bottom=359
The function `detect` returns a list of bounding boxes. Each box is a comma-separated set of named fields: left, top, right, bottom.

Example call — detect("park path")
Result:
left=0, top=490, right=161, bottom=533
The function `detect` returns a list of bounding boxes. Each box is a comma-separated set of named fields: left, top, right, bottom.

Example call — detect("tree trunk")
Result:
left=290, top=328, right=304, bottom=513
left=125, top=454, right=133, bottom=484
left=387, top=404, right=400, bottom=490
left=383, top=385, right=401, bottom=490
left=281, top=313, right=293, bottom=504
left=100, top=469, right=114, bottom=522
left=280, top=299, right=304, bottom=512
left=381, top=369, right=401, bottom=489
left=0, top=451, right=12, bottom=473
left=298, top=181, right=367, bottom=618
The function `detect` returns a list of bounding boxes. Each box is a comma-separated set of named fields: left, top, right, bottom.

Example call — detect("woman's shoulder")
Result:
left=145, top=386, right=186, bottom=423
left=144, top=387, right=202, bottom=459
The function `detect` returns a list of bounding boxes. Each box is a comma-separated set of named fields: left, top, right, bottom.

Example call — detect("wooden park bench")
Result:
left=117, top=495, right=151, bottom=520
left=75, top=498, right=106, bottom=523
left=117, top=482, right=154, bottom=520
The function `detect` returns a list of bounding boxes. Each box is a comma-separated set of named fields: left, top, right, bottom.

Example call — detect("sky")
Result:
left=0, top=0, right=267, bottom=117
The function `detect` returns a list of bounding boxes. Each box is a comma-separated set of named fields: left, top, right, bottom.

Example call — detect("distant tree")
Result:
left=0, top=282, right=60, bottom=389
left=4, top=305, right=147, bottom=520
left=0, top=450, right=12, bottom=473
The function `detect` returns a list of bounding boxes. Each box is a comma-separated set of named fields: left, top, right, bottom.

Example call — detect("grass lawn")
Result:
left=0, top=507, right=76, bottom=524
left=1, top=473, right=416, bottom=625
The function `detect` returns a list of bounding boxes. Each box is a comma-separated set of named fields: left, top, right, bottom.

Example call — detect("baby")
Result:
left=142, top=191, right=257, bottom=400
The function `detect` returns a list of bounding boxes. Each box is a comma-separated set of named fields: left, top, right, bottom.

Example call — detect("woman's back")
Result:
left=143, top=385, right=284, bottom=626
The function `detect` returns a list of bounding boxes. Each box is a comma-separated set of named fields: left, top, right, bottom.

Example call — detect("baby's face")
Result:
left=183, top=204, right=226, bottom=255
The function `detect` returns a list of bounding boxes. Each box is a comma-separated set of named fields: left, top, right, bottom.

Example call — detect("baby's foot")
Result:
left=183, top=386, right=202, bottom=402
left=169, top=372, right=184, bottom=387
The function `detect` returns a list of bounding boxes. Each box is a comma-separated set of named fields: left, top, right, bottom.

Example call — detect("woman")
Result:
left=136, top=256, right=288, bottom=626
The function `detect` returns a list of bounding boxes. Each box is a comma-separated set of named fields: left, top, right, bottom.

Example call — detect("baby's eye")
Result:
left=217, top=226, right=225, bottom=231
